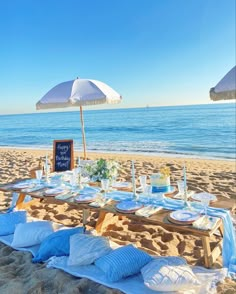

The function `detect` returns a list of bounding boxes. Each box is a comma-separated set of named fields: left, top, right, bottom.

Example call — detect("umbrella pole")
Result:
left=80, top=106, right=87, bottom=159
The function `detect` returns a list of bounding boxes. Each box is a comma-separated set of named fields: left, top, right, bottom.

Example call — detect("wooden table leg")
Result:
left=218, top=223, right=224, bottom=237
left=82, top=209, right=90, bottom=228
left=202, top=236, right=212, bottom=268
left=15, top=193, right=26, bottom=208
left=95, top=211, right=114, bottom=233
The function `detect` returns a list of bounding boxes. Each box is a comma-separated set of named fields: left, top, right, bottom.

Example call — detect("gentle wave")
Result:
left=0, top=103, right=235, bottom=160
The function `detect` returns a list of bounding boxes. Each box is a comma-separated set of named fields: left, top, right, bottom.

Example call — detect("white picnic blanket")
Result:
left=0, top=218, right=228, bottom=294
left=47, top=256, right=227, bottom=294
left=0, top=234, right=39, bottom=257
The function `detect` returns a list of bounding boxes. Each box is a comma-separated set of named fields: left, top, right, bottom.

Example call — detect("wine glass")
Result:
left=35, top=169, right=43, bottom=184
left=139, top=175, right=147, bottom=192
left=101, top=179, right=110, bottom=198
left=111, top=175, right=117, bottom=188
left=201, top=194, right=210, bottom=216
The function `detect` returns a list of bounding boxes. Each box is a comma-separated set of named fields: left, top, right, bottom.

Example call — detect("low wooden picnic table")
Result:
left=0, top=180, right=235, bottom=268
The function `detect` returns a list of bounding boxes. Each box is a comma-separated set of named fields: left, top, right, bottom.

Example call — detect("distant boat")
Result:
left=146, top=104, right=150, bottom=108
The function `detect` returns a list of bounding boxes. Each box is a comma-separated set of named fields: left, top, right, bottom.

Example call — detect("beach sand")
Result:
left=0, top=148, right=235, bottom=293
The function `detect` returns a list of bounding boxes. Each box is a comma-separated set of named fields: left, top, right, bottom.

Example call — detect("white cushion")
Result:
left=11, top=221, right=54, bottom=247
left=68, top=234, right=112, bottom=266
left=141, top=257, right=201, bottom=292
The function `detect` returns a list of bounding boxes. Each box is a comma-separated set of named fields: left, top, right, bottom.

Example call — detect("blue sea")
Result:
left=0, top=103, right=235, bottom=160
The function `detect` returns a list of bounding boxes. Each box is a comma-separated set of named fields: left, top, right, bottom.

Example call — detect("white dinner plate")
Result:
left=191, top=192, right=217, bottom=202
left=170, top=210, right=200, bottom=222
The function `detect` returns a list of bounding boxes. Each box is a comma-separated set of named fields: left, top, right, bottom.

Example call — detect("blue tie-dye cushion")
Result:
left=95, top=244, right=152, bottom=282
left=0, top=210, right=27, bottom=236
left=32, top=227, right=84, bottom=263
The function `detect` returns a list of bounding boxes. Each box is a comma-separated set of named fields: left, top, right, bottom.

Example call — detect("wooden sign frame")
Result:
left=53, top=139, right=74, bottom=172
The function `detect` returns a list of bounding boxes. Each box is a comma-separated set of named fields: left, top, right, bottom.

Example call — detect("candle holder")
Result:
left=76, top=167, right=83, bottom=190
left=183, top=189, right=191, bottom=209
left=131, top=160, right=139, bottom=201
left=132, top=184, right=139, bottom=201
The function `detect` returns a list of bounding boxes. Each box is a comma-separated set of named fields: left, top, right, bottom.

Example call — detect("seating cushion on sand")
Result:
left=68, top=234, right=112, bottom=266
left=32, top=227, right=85, bottom=263
left=141, top=257, right=201, bottom=292
left=11, top=221, right=54, bottom=247
left=0, top=210, right=27, bottom=236
left=95, top=244, right=152, bottom=282
left=0, top=230, right=228, bottom=294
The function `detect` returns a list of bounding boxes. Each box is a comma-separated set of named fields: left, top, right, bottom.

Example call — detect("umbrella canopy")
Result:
left=36, top=78, right=122, bottom=158
left=210, top=66, right=236, bottom=101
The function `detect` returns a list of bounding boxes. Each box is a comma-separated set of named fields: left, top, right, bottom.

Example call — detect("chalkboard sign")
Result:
left=53, top=140, right=74, bottom=172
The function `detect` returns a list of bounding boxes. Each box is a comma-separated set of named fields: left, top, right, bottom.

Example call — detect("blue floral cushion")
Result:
left=0, top=211, right=27, bottom=236
left=95, top=244, right=152, bottom=282
left=32, top=227, right=84, bottom=263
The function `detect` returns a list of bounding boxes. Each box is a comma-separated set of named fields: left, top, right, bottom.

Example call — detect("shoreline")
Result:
left=0, top=146, right=235, bottom=162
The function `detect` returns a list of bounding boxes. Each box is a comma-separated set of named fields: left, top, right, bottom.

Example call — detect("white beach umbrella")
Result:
left=36, top=78, right=122, bottom=158
left=210, top=66, right=236, bottom=101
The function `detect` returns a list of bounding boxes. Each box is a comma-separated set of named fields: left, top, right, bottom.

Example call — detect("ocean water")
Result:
left=0, top=103, right=235, bottom=160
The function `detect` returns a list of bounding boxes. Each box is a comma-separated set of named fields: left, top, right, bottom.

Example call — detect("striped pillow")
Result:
left=95, top=244, right=152, bottom=282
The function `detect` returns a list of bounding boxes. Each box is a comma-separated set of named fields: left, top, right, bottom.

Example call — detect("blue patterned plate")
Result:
left=79, top=186, right=101, bottom=194
left=44, top=187, right=66, bottom=196
left=12, top=181, right=34, bottom=189
left=170, top=210, right=200, bottom=222
left=116, top=200, right=143, bottom=213
left=74, top=194, right=97, bottom=203
left=191, top=192, right=217, bottom=202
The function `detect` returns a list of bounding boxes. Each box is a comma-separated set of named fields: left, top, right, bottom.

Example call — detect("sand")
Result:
left=0, top=148, right=235, bottom=293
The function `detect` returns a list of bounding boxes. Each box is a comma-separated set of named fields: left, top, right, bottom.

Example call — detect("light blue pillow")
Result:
left=0, top=211, right=27, bottom=236
left=32, top=227, right=84, bottom=263
left=95, top=244, right=152, bottom=282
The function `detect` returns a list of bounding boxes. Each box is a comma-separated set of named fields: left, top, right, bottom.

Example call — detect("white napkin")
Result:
left=192, top=215, right=220, bottom=230
left=135, top=206, right=162, bottom=217
left=89, top=199, right=112, bottom=208
left=55, top=193, right=75, bottom=200
left=174, top=190, right=195, bottom=199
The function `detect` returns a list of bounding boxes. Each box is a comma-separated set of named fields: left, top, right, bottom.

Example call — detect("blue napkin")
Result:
left=206, top=206, right=236, bottom=275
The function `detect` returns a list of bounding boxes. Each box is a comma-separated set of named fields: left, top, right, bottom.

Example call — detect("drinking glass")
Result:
left=35, top=169, right=43, bottom=183
left=201, top=195, right=210, bottom=216
left=144, top=184, right=152, bottom=204
left=44, top=164, right=51, bottom=176
left=177, top=180, right=185, bottom=195
left=111, top=175, right=117, bottom=188
left=139, top=175, right=147, bottom=192
left=70, top=173, right=77, bottom=191
left=101, top=179, right=110, bottom=198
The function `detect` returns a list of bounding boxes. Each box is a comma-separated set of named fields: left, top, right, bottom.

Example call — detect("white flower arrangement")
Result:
left=86, top=158, right=120, bottom=181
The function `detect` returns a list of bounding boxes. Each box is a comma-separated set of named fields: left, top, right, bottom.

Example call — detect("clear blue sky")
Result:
left=0, top=0, right=235, bottom=114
